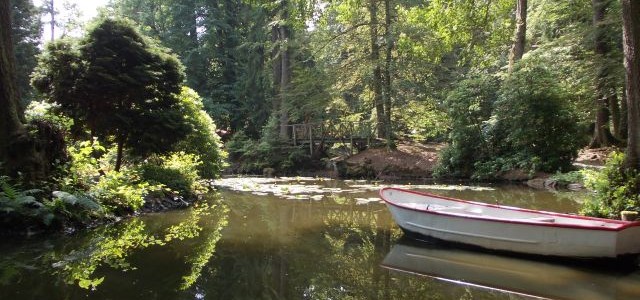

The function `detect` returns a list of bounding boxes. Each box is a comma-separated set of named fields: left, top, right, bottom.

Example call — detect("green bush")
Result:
left=474, top=65, right=582, bottom=179
left=434, top=74, right=500, bottom=178
left=436, top=65, right=583, bottom=180
left=25, top=100, right=74, bottom=134
left=89, top=169, right=151, bottom=214
left=175, top=87, right=227, bottom=179
left=581, top=152, right=640, bottom=218
left=62, top=139, right=106, bottom=189
left=139, top=152, right=204, bottom=197
left=550, top=171, right=585, bottom=186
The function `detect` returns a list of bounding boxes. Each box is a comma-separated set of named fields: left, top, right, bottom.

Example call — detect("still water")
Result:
left=1, top=177, right=640, bottom=300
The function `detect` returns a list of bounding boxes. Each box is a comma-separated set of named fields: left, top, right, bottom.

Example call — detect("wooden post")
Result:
left=309, top=124, right=313, bottom=156
left=349, top=123, right=354, bottom=155
left=292, top=124, right=297, bottom=146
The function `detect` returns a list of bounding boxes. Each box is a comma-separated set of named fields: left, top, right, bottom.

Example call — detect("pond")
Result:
left=1, top=177, right=639, bottom=300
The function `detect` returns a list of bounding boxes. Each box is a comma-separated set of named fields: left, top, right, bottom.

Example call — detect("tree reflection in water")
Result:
left=49, top=198, right=229, bottom=290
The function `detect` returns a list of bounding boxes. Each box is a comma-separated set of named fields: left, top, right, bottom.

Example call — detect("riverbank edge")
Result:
left=0, top=183, right=214, bottom=238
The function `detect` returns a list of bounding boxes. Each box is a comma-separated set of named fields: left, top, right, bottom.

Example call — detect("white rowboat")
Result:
left=380, top=187, right=640, bottom=258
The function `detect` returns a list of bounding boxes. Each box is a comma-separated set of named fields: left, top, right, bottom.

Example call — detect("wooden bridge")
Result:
left=280, top=121, right=381, bottom=155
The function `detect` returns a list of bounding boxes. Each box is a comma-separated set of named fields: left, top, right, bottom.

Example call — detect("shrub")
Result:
left=550, top=171, right=586, bottom=186
left=175, top=87, right=227, bottom=179
left=89, top=169, right=151, bottom=214
left=474, top=65, right=582, bottom=179
left=25, top=100, right=74, bottom=134
left=434, top=74, right=500, bottom=178
left=63, top=139, right=106, bottom=189
left=581, top=152, right=640, bottom=218
left=139, top=152, right=204, bottom=197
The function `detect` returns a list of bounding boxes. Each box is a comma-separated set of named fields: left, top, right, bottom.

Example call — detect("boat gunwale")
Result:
left=379, top=187, right=640, bottom=232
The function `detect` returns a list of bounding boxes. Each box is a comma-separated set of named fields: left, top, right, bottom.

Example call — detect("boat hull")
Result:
left=381, top=188, right=640, bottom=258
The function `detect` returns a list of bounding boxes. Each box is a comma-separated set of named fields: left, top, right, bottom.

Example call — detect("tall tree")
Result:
left=508, top=0, right=527, bottom=72
left=42, top=0, right=56, bottom=41
left=278, top=0, right=291, bottom=139
left=369, top=0, right=385, bottom=139
left=382, top=0, right=394, bottom=146
left=10, top=0, right=41, bottom=106
left=622, top=0, right=640, bottom=170
left=1, top=0, right=48, bottom=180
left=590, top=0, right=617, bottom=148
left=1, top=0, right=24, bottom=165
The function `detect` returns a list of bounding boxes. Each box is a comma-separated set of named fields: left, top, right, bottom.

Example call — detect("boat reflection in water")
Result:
left=381, top=239, right=640, bottom=300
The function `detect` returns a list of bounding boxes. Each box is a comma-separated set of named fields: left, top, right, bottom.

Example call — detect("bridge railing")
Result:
left=280, top=120, right=381, bottom=149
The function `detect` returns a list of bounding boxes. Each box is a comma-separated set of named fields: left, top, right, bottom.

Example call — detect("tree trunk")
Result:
left=609, top=91, right=622, bottom=139
left=271, top=25, right=282, bottom=117
left=115, top=135, right=125, bottom=172
left=383, top=0, right=393, bottom=147
left=590, top=0, right=616, bottom=148
left=622, top=0, right=640, bottom=170
left=369, top=0, right=385, bottom=139
left=508, top=0, right=527, bottom=72
left=621, top=89, right=629, bottom=140
left=49, top=0, right=55, bottom=41
left=0, top=0, right=24, bottom=164
left=278, top=1, right=290, bottom=140
left=0, top=0, right=46, bottom=181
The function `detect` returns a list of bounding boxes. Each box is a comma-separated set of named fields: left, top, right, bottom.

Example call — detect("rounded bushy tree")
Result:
left=480, top=65, right=582, bottom=176
left=33, top=18, right=191, bottom=170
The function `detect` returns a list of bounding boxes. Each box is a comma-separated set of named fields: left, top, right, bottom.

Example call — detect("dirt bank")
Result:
left=339, top=142, right=443, bottom=179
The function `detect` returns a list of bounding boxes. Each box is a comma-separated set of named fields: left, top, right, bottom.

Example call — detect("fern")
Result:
left=0, top=176, right=18, bottom=200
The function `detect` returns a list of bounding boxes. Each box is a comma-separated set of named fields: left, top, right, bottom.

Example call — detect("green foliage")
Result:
left=436, top=65, right=583, bottom=180
left=44, top=191, right=103, bottom=224
left=394, top=100, right=449, bottom=141
left=31, top=38, right=85, bottom=126
left=24, top=101, right=74, bottom=134
left=89, top=169, right=151, bottom=214
left=550, top=171, right=586, bottom=186
left=32, top=18, right=192, bottom=165
left=0, top=176, right=103, bottom=229
left=581, top=152, right=640, bottom=218
left=0, top=176, right=53, bottom=227
left=435, top=74, right=500, bottom=178
left=139, top=152, right=204, bottom=197
left=174, top=87, right=227, bottom=179
left=62, top=139, right=106, bottom=189
left=226, top=119, right=312, bottom=174
left=478, top=65, right=582, bottom=177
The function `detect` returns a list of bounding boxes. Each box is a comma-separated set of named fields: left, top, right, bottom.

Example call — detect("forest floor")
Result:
left=574, top=147, right=616, bottom=168
left=342, top=142, right=444, bottom=179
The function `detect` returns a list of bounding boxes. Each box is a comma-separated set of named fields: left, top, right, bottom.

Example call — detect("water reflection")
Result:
left=383, top=238, right=640, bottom=300
left=0, top=178, right=636, bottom=300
